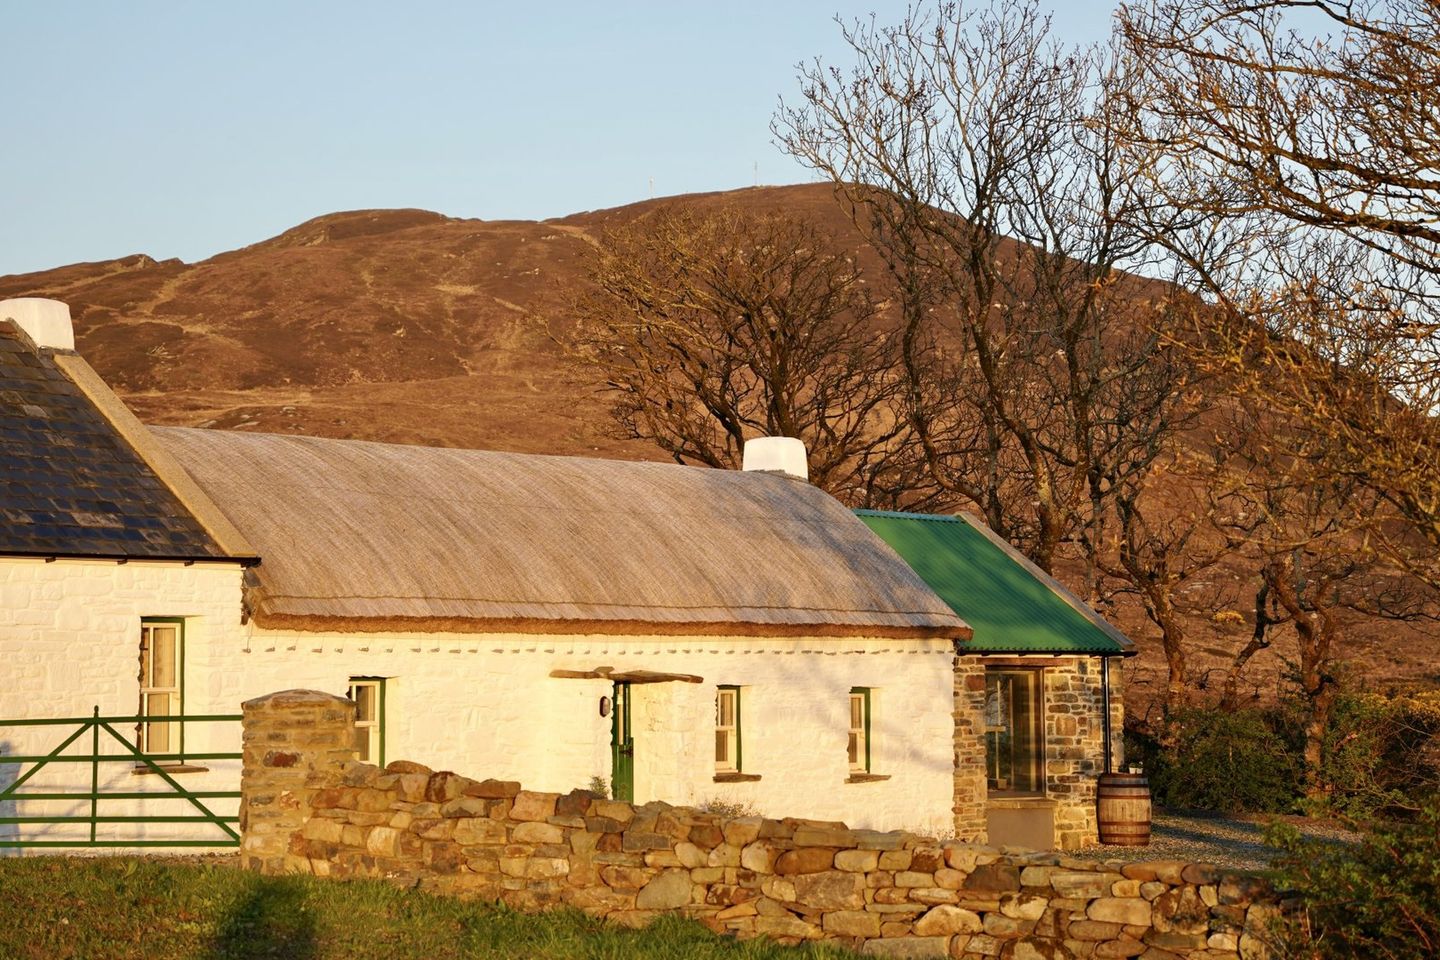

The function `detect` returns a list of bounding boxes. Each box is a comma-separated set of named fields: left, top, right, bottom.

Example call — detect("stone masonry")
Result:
left=240, top=690, right=358, bottom=872
left=952, top=657, right=989, bottom=842
left=243, top=690, right=1280, bottom=959
left=1046, top=658, right=1125, bottom=851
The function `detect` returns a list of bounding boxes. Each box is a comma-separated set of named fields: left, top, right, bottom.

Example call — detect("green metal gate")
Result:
left=0, top=708, right=242, bottom=849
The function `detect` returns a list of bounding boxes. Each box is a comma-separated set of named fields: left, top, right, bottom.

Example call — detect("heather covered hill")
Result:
left=2, top=183, right=1434, bottom=708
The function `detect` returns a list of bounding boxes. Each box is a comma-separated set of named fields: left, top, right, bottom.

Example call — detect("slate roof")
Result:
left=0, top=323, right=225, bottom=560
left=856, top=510, right=1132, bottom=655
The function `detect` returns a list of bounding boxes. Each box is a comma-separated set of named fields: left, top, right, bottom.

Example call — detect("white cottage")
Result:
left=0, top=300, right=978, bottom=849
left=0, top=299, right=1129, bottom=853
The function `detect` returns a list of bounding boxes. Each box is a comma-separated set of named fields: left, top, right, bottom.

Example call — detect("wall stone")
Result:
left=242, top=690, right=1278, bottom=960
left=239, top=689, right=357, bottom=873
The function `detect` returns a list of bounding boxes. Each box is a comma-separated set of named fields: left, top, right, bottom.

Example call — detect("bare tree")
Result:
left=562, top=206, right=936, bottom=508
left=1207, top=382, right=1437, bottom=798
left=776, top=1, right=1197, bottom=585
left=1099, top=448, right=1230, bottom=716
left=1119, top=0, right=1440, bottom=588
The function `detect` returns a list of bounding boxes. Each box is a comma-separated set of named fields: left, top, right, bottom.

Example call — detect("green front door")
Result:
left=610, top=681, right=634, bottom=802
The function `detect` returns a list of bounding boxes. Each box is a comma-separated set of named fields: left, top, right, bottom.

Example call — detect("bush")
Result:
left=1268, top=800, right=1440, bottom=959
left=1145, top=707, right=1300, bottom=814
left=1303, top=692, right=1440, bottom=821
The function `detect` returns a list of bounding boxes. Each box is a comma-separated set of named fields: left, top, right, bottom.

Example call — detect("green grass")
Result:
left=0, top=858, right=859, bottom=960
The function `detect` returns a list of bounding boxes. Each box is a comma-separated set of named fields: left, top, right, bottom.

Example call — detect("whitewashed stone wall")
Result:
left=0, top=557, right=247, bottom=849
left=231, top=631, right=962, bottom=833
left=1, top=555, right=966, bottom=845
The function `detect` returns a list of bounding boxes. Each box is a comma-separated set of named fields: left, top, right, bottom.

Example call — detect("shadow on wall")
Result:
left=207, top=877, right=318, bottom=960
left=0, top=741, right=14, bottom=857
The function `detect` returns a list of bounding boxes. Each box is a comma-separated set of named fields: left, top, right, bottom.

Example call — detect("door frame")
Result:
left=609, top=680, right=634, bottom=802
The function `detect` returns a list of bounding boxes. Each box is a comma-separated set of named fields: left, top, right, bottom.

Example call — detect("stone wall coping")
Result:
left=242, top=688, right=352, bottom=710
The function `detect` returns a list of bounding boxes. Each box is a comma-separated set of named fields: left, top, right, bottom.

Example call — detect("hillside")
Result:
left=2, top=183, right=1433, bottom=712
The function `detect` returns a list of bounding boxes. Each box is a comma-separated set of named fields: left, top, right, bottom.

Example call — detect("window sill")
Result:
left=132, top=763, right=210, bottom=776
left=986, top=793, right=1053, bottom=807
left=846, top=773, right=891, bottom=784
left=713, top=772, right=762, bottom=783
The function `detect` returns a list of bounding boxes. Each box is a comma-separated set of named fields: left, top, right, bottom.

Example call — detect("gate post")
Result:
left=239, top=689, right=355, bottom=872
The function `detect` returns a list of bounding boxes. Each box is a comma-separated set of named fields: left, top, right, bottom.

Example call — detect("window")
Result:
left=715, top=685, right=740, bottom=772
left=984, top=669, right=1043, bottom=794
left=848, top=687, right=871, bottom=773
left=139, top=618, right=184, bottom=758
left=348, top=677, right=386, bottom=766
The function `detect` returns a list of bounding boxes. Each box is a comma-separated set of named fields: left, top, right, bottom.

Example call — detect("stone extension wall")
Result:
left=242, top=690, right=1279, bottom=960
left=952, top=658, right=989, bottom=843
left=955, top=658, right=1126, bottom=851
left=1045, top=658, right=1123, bottom=851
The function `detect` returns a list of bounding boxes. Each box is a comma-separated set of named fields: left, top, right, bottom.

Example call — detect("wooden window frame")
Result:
left=348, top=677, right=386, bottom=768
left=848, top=687, right=872, bottom=774
left=715, top=685, right=741, bottom=773
left=984, top=667, right=1045, bottom=797
left=138, top=617, right=185, bottom=762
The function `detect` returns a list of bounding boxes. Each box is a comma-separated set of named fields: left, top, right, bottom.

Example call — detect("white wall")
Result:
left=1, top=556, right=959, bottom=848
left=0, top=557, right=247, bottom=851
left=232, top=631, right=959, bottom=832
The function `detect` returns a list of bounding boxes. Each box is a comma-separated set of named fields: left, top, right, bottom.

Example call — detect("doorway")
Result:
left=609, top=680, right=634, bottom=801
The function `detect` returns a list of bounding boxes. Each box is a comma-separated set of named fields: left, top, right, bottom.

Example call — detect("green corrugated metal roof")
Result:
left=856, top=510, right=1129, bottom=655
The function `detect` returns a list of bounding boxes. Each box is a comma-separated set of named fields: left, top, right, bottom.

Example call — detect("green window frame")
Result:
left=139, top=617, right=185, bottom=761
left=348, top=677, right=387, bottom=767
left=715, top=685, right=741, bottom=772
left=849, top=687, right=872, bottom=773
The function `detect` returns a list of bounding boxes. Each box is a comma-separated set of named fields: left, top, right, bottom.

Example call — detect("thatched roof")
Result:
left=154, top=428, right=969, bottom=639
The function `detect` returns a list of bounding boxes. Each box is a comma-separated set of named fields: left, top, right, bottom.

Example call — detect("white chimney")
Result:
left=0, top=298, right=75, bottom=351
left=742, top=436, right=809, bottom=481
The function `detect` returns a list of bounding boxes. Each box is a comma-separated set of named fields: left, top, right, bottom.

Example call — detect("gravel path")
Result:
left=1069, top=809, right=1361, bottom=872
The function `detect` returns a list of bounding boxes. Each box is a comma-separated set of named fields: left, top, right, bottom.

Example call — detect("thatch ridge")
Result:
left=154, top=428, right=969, bottom=639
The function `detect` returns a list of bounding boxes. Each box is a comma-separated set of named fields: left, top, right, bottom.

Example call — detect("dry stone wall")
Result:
left=242, top=691, right=1279, bottom=959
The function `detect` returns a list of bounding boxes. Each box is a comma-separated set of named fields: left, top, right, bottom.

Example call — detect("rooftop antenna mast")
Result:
left=649, top=177, right=655, bottom=199
left=753, top=161, right=758, bottom=187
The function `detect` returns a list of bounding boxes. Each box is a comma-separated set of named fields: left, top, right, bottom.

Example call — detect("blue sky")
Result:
left=2, top=2, right=1119, bottom=275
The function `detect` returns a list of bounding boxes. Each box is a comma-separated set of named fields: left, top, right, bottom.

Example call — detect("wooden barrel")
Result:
left=1096, top=772, right=1152, bottom=846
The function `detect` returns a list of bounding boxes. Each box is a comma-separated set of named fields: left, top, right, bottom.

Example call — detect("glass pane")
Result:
left=985, top=671, right=1041, bottom=792
left=151, top=628, right=176, bottom=687
left=985, top=675, right=1006, bottom=729
left=715, top=730, right=729, bottom=765
left=717, top=692, right=734, bottom=727
left=354, top=725, right=371, bottom=762
left=848, top=732, right=859, bottom=766
left=1011, top=674, right=1036, bottom=792
left=146, top=692, right=172, bottom=718
left=353, top=684, right=376, bottom=721
left=850, top=696, right=863, bottom=729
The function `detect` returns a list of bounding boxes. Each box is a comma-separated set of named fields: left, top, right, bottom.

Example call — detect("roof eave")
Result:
left=248, top=610, right=973, bottom=640
left=0, top=549, right=258, bottom=566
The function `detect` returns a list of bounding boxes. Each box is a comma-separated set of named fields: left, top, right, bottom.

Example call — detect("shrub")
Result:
left=1268, top=800, right=1440, bottom=959
left=1147, top=707, right=1300, bottom=814
left=1303, top=692, right=1440, bottom=821
left=697, top=797, right=761, bottom=818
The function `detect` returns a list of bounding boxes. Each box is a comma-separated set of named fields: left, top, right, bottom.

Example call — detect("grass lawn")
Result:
left=0, top=858, right=857, bottom=960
